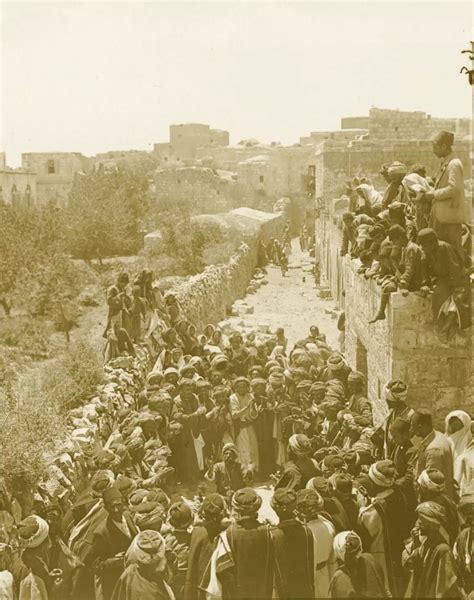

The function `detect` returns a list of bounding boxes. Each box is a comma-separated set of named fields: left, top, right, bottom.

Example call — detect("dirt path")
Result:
left=223, top=240, right=340, bottom=349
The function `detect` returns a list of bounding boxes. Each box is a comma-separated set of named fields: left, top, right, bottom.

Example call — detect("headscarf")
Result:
left=126, top=530, right=166, bottom=566
left=387, top=161, right=407, bottom=177
left=326, top=353, right=346, bottom=372
left=445, top=410, right=472, bottom=483
left=18, top=516, right=49, bottom=549
left=271, top=488, right=297, bottom=513
left=368, top=460, right=395, bottom=488
left=222, top=443, right=239, bottom=459
left=296, top=489, right=324, bottom=519
left=384, top=380, right=408, bottom=404
left=201, top=493, right=226, bottom=519
left=132, top=502, right=165, bottom=531
left=232, top=488, right=262, bottom=514
left=168, top=502, right=193, bottom=528
left=288, top=434, right=312, bottom=457
left=416, top=501, right=446, bottom=526
left=417, top=469, right=445, bottom=494
left=333, top=531, right=363, bottom=562
left=306, top=477, right=329, bottom=496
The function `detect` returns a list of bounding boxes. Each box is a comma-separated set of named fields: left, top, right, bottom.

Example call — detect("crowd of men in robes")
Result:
left=0, top=254, right=472, bottom=600
left=0, top=128, right=471, bottom=600
left=339, top=130, right=471, bottom=339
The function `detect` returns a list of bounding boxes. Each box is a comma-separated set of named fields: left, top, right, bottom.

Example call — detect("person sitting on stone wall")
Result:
left=369, top=225, right=426, bottom=322
left=381, top=161, right=408, bottom=209
left=417, top=228, right=470, bottom=340
left=340, top=212, right=357, bottom=257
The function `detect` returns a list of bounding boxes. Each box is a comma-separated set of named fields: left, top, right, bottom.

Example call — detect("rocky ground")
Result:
left=223, top=240, right=340, bottom=348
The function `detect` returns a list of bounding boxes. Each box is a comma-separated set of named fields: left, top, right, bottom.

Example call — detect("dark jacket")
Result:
left=85, top=513, right=138, bottom=600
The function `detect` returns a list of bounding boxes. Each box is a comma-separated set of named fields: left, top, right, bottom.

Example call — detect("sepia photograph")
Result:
left=0, top=1, right=472, bottom=598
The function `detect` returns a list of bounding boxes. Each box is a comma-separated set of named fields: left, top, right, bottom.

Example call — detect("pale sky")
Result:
left=1, top=1, right=472, bottom=166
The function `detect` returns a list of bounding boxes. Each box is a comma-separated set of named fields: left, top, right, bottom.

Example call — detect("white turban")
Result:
left=333, top=531, right=362, bottom=562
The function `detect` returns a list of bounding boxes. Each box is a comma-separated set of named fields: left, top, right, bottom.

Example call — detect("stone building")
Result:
left=154, top=123, right=230, bottom=164
left=0, top=153, right=37, bottom=208
left=368, top=107, right=471, bottom=141
left=154, top=165, right=239, bottom=213
left=21, top=152, right=91, bottom=206
left=315, top=198, right=472, bottom=423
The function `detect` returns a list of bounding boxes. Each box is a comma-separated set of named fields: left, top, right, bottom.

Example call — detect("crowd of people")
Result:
left=0, top=254, right=472, bottom=600
left=339, top=130, right=471, bottom=338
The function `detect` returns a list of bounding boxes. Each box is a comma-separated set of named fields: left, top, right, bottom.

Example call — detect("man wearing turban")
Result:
left=359, top=460, right=410, bottom=596
left=112, top=530, right=174, bottom=600
left=270, top=488, right=315, bottom=599
left=417, top=469, right=459, bottom=545
left=403, top=501, right=459, bottom=599
left=18, top=515, right=54, bottom=599
left=212, top=488, right=273, bottom=599
left=381, top=161, right=408, bottom=209
left=296, top=489, right=336, bottom=597
left=184, top=494, right=227, bottom=600
left=329, top=530, right=389, bottom=598
left=275, top=434, right=321, bottom=492
left=373, top=379, right=413, bottom=458
left=204, top=443, right=246, bottom=499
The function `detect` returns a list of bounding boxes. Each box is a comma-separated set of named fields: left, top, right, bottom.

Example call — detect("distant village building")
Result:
left=21, top=152, right=91, bottom=206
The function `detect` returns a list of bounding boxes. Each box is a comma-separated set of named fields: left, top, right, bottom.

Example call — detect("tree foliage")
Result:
left=66, top=165, right=152, bottom=262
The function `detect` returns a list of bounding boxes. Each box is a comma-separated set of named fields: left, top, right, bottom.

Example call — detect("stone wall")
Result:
left=315, top=203, right=473, bottom=424
left=172, top=209, right=284, bottom=330
left=315, top=138, right=471, bottom=201
left=368, top=108, right=471, bottom=141
left=154, top=166, right=241, bottom=213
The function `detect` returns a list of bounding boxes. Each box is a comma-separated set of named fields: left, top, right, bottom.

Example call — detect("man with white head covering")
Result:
left=445, top=410, right=473, bottom=495
left=381, top=161, right=408, bottom=209
left=329, top=530, right=389, bottom=598
left=403, top=501, right=459, bottom=599
left=112, top=530, right=174, bottom=600
left=18, top=515, right=54, bottom=599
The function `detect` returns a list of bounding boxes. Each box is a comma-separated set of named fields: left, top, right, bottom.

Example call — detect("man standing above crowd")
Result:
left=422, top=131, right=467, bottom=264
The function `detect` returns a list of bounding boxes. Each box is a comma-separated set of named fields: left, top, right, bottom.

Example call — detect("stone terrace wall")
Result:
left=344, top=259, right=472, bottom=423
left=172, top=211, right=284, bottom=330
left=315, top=201, right=472, bottom=425
left=368, top=108, right=471, bottom=140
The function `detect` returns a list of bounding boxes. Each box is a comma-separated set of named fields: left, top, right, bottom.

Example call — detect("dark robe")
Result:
left=112, top=564, right=174, bottom=600
left=84, top=513, right=138, bottom=600
left=329, top=553, right=388, bottom=598
left=253, top=397, right=276, bottom=477
left=373, top=488, right=410, bottom=597
left=270, top=518, right=315, bottom=599
left=406, top=533, right=459, bottom=599
left=184, top=522, right=225, bottom=600
left=170, top=394, right=201, bottom=483
left=275, top=457, right=321, bottom=492
left=219, top=518, right=273, bottom=599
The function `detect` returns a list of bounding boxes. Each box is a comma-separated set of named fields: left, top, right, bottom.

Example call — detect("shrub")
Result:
left=41, top=337, right=104, bottom=412
left=0, top=373, right=65, bottom=494
left=0, top=317, right=51, bottom=360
